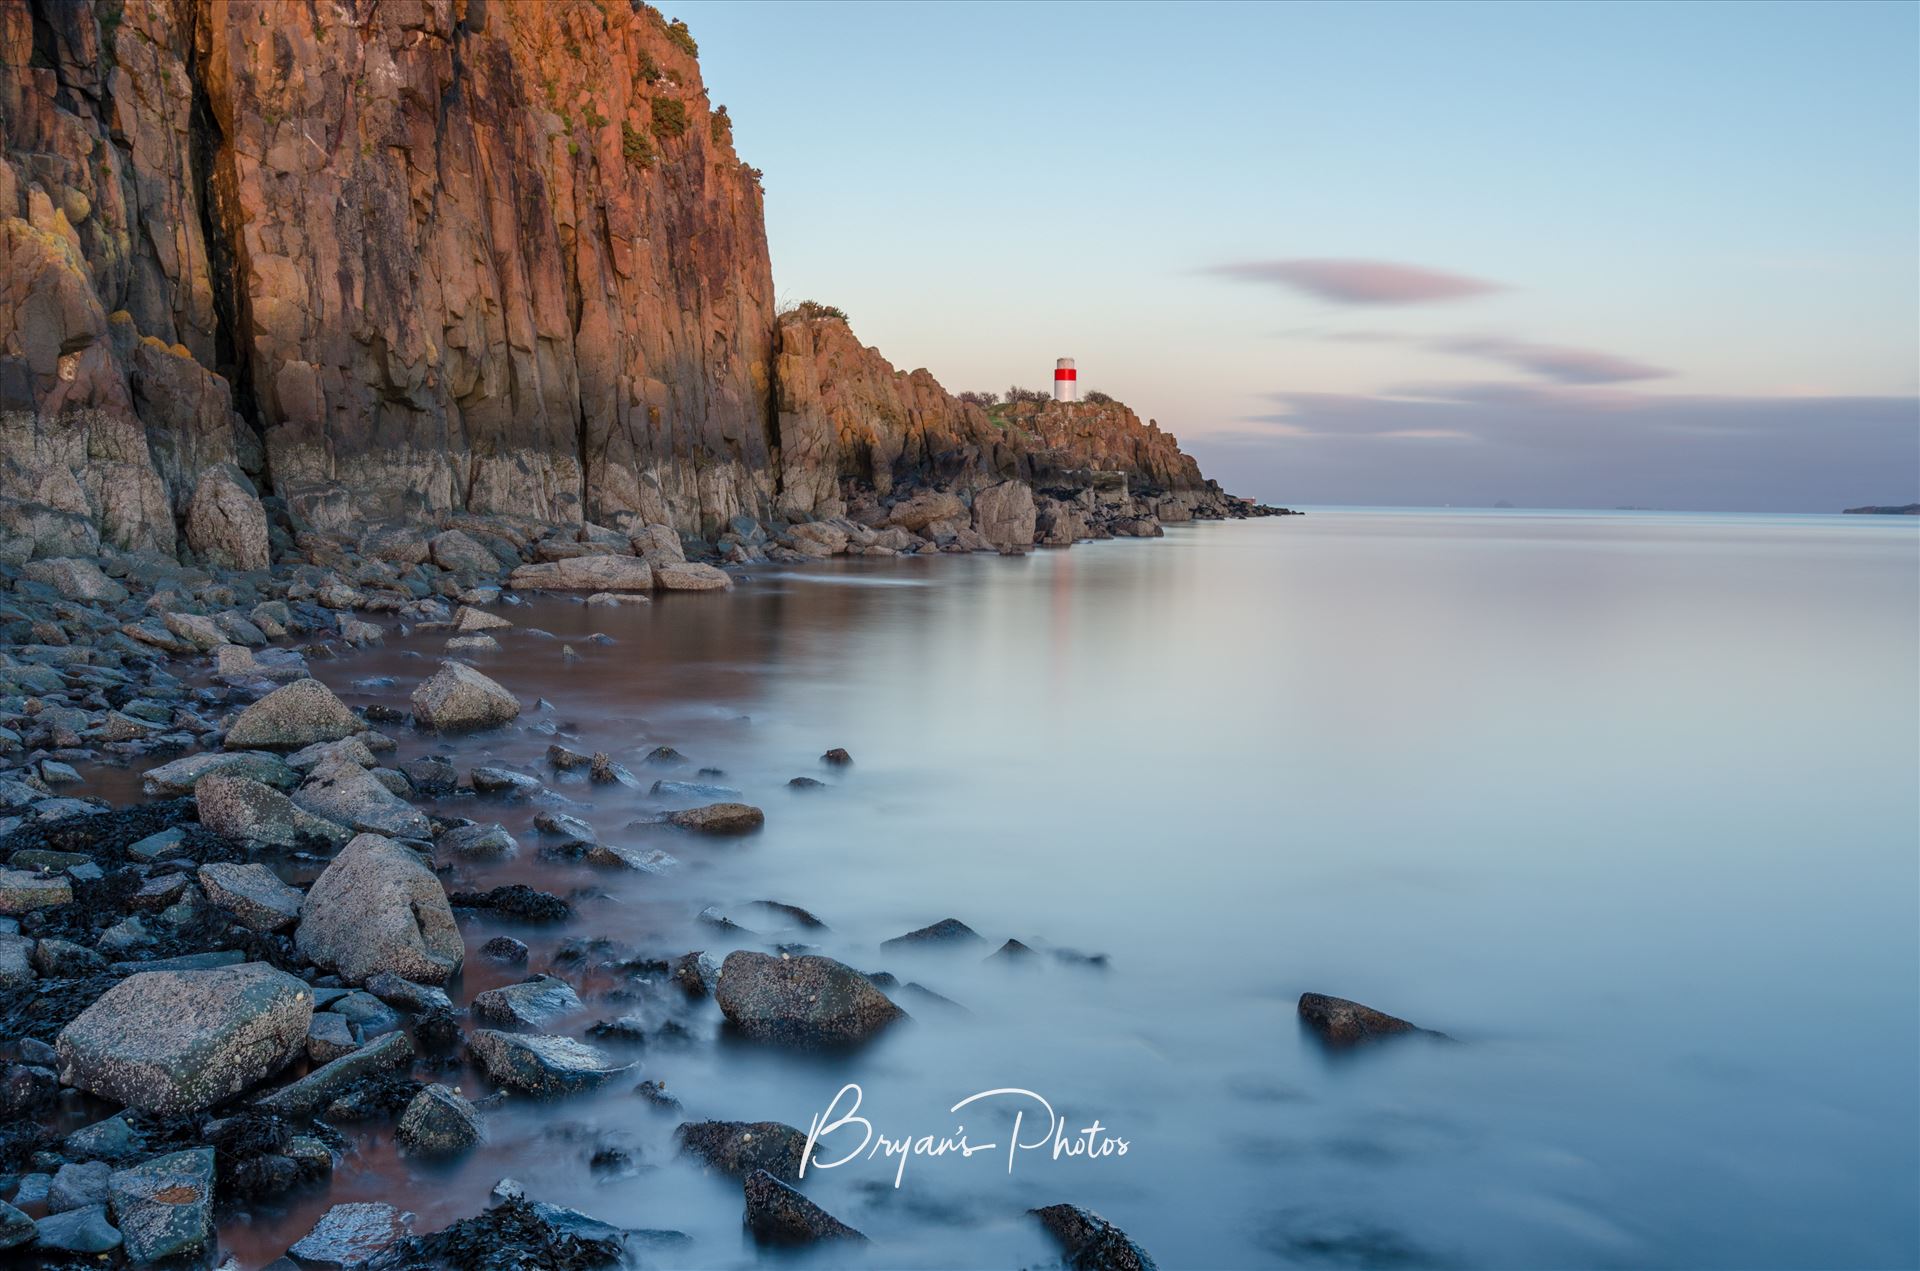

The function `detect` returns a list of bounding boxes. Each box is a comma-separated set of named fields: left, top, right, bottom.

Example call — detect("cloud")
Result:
left=1432, top=336, right=1670, bottom=384
left=1205, top=258, right=1505, bottom=305
left=1194, top=387, right=1920, bottom=512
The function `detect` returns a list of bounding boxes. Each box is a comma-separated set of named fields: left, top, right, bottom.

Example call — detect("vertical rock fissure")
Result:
left=187, top=28, right=263, bottom=486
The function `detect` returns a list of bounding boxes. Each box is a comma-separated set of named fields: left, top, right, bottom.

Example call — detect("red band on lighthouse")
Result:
left=1054, top=368, right=1076, bottom=381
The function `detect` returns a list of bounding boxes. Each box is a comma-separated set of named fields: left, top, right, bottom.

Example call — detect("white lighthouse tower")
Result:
left=1053, top=357, right=1077, bottom=403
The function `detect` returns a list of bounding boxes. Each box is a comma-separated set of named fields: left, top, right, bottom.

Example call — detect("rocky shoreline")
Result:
left=0, top=512, right=1339, bottom=1270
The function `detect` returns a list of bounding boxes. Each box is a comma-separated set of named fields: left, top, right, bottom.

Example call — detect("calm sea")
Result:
left=225, top=509, right=1920, bottom=1269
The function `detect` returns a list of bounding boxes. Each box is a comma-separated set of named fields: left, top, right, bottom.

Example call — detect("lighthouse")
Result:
left=1053, top=357, right=1077, bottom=403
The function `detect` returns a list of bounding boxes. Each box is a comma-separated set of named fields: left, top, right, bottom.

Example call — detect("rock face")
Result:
left=715, top=951, right=905, bottom=1049
left=184, top=464, right=269, bottom=570
left=296, top=834, right=465, bottom=985
left=54, top=962, right=312, bottom=1113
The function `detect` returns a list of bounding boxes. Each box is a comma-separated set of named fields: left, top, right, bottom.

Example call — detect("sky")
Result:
left=674, top=0, right=1918, bottom=511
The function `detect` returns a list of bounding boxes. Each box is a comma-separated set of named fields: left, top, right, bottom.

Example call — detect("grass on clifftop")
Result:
left=780, top=300, right=848, bottom=322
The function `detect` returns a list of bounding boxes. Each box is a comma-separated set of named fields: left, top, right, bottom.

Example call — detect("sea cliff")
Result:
left=0, top=0, right=1271, bottom=571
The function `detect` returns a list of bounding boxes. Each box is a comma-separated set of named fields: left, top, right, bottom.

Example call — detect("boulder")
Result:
left=256, top=1032, right=413, bottom=1118
left=741, top=1168, right=866, bottom=1245
left=667, top=802, right=764, bottom=834
left=430, top=530, right=503, bottom=575
left=0, top=869, right=71, bottom=914
left=470, top=975, right=582, bottom=1032
left=715, top=951, right=905, bottom=1049
left=32, top=1205, right=121, bottom=1255
left=288, top=1202, right=414, bottom=1269
left=1296, top=992, right=1441, bottom=1047
left=653, top=562, right=732, bottom=591
left=294, top=759, right=431, bottom=838
left=396, top=1084, right=485, bottom=1157
left=676, top=1120, right=809, bottom=1181
left=48, top=1160, right=111, bottom=1213
left=22, top=557, right=127, bottom=604
left=436, top=822, right=518, bottom=861
left=108, top=1148, right=216, bottom=1264
left=141, top=750, right=296, bottom=797
left=184, top=465, right=270, bottom=571
left=453, top=604, right=511, bottom=632
left=887, top=490, right=967, bottom=531
left=198, top=862, right=304, bottom=932
left=1031, top=1203, right=1159, bottom=1271
left=223, top=679, right=361, bottom=751
left=881, top=918, right=984, bottom=950
left=971, top=480, right=1038, bottom=550
left=508, top=556, right=653, bottom=592
left=629, top=522, right=687, bottom=566
left=0, top=1201, right=29, bottom=1251
left=54, top=963, right=313, bottom=1113
left=296, top=834, right=464, bottom=985
left=0, top=932, right=32, bottom=985
left=194, top=772, right=351, bottom=849
left=411, top=661, right=520, bottom=732
left=465, top=1030, right=631, bottom=1095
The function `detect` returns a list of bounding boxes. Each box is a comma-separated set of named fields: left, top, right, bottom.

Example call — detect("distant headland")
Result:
left=1842, top=504, right=1920, bottom=515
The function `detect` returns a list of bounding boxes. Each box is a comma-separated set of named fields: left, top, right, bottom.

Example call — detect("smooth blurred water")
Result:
left=232, top=510, right=1920, bottom=1269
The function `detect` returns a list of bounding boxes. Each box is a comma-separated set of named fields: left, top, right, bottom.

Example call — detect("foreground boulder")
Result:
left=1031, top=1203, right=1158, bottom=1271
left=294, top=759, right=432, bottom=838
left=55, top=963, right=313, bottom=1113
left=972, top=480, right=1038, bottom=550
left=297, top=835, right=465, bottom=985
left=397, top=1084, right=486, bottom=1157
left=289, top=1202, right=414, bottom=1268
left=667, top=802, right=765, bottom=834
left=195, top=772, right=352, bottom=849
left=470, top=975, right=582, bottom=1032
left=197, top=862, right=304, bottom=932
left=1296, top=992, right=1443, bottom=1047
left=742, top=1168, right=866, bottom=1245
left=508, top=556, right=653, bottom=592
left=108, top=1148, right=215, bottom=1264
left=653, top=562, right=733, bottom=591
left=257, top=1032, right=414, bottom=1118
left=676, top=1120, right=809, bottom=1181
left=222, top=678, right=361, bottom=750
left=142, top=750, right=296, bottom=797
left=466, top=1030, right=631, bottom=1095
left=715, top=951, right=905, bottom=1049
left=411, top=661, right=521, bottom=732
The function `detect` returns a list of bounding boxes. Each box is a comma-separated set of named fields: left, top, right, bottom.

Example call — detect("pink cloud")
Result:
left=1433, top=336, right=1670, bottom=384
left=1206, top=258, right=1505, bottom=305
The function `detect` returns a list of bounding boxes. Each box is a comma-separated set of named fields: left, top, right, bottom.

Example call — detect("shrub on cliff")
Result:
left=959, top=390, right=1000, bottom=407
left=623, top=122, right=655, bottom=168
left=711, top=105, right=733, bottom=145
left=1004, top=385, right=1050, bottom=405
left=666, top=18, right=699, bottom=57
left=1085, top=389, right=1114, bottom=404
left=781, top=300, right=849, bottom=322
left=651, top=97, right=690, bottom=141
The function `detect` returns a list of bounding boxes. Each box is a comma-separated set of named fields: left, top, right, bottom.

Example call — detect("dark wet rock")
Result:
left=583, top=843, right=674, bottom=873
left=296, top=834, right=464, bottom=985
left=882, top=917, right=985, bottom=950
left=633, top=1080, right=682, bottom=1111
left=466, top=1031, right=631, bottom=1096
left=750, top=900, right=828, bottom=929
left=698, top=905, right=751, bottom=934
left=533, top=810, right=596, bottom=844
left=294, top=760, right=431, bottom=838
left=330, top=992, right=404, bottom=1039
left=33, top=1203, right=121, bottom=1255
left=363, top=973, right=454, bottom=1015
left=670, top=951, right=718, bottom=997
left=55, top=962, right=313, bottom=1113
left=470, top=975, right=582, bottom=1032
left=0, top=932, right=35, bottom=985
left=224, top=679, right=362, bottom=751
left=367, top=1195, right=630, bottom=1271
left=1052, top=947, right=1111, bottom=968
left=715, top=951, right=906, bottom=1049
left=62, top=1114, right=139, bottom=1163
left=741, top=1167, right=866, bottom=1245
left=666, top=802, right=764, bottom=835
left=990, top=938, right=1036, bottom=961
left=307, top=1013, right=359, bottom=1064
left=397, top=1084, right=485, bottom=1157
left=412, top=662, right=520, bottom=733
left=649, top=779, right=741, bottom=801
left=1032, top=1202, right=1159, bottom=1271
left=1297, top=992, right=1442, bottom=1047
left=787, top=776, right=824, bottom=790
left=438, top=822, right=518, bottom=862
left=470, top=767, right=542, bottom=797
left=481, top=937, right=530, bottom=965
left=0, top=1062, right=56, bottom=1120
left=448, top=885, right=571, bottom=924
left=0, top=1200, right=29, bottom=1251
left=400, top=756, right=459, bottom=796
left=289, top=1201, right=414, bottom=1269
left=676, top=1120, right=808, bottom=1181
left=821, top=748, right=852, bottom=766
left=256, top=1032, right=415, bottom=1119
left=195, top=772, right=351, bottom=850
left=48, top=1159, right=111, bottom=1212
left=199, top=861, right=304, bottom=932
left=642, top=746, right=686, bottom=767
left=546, top=745, right=591, bottom=771
left=902, top=983, right=967, bottom=1014
left=588, top=754, right=634, bottom=786
left=108, top=1147, right=215, bottom=1264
